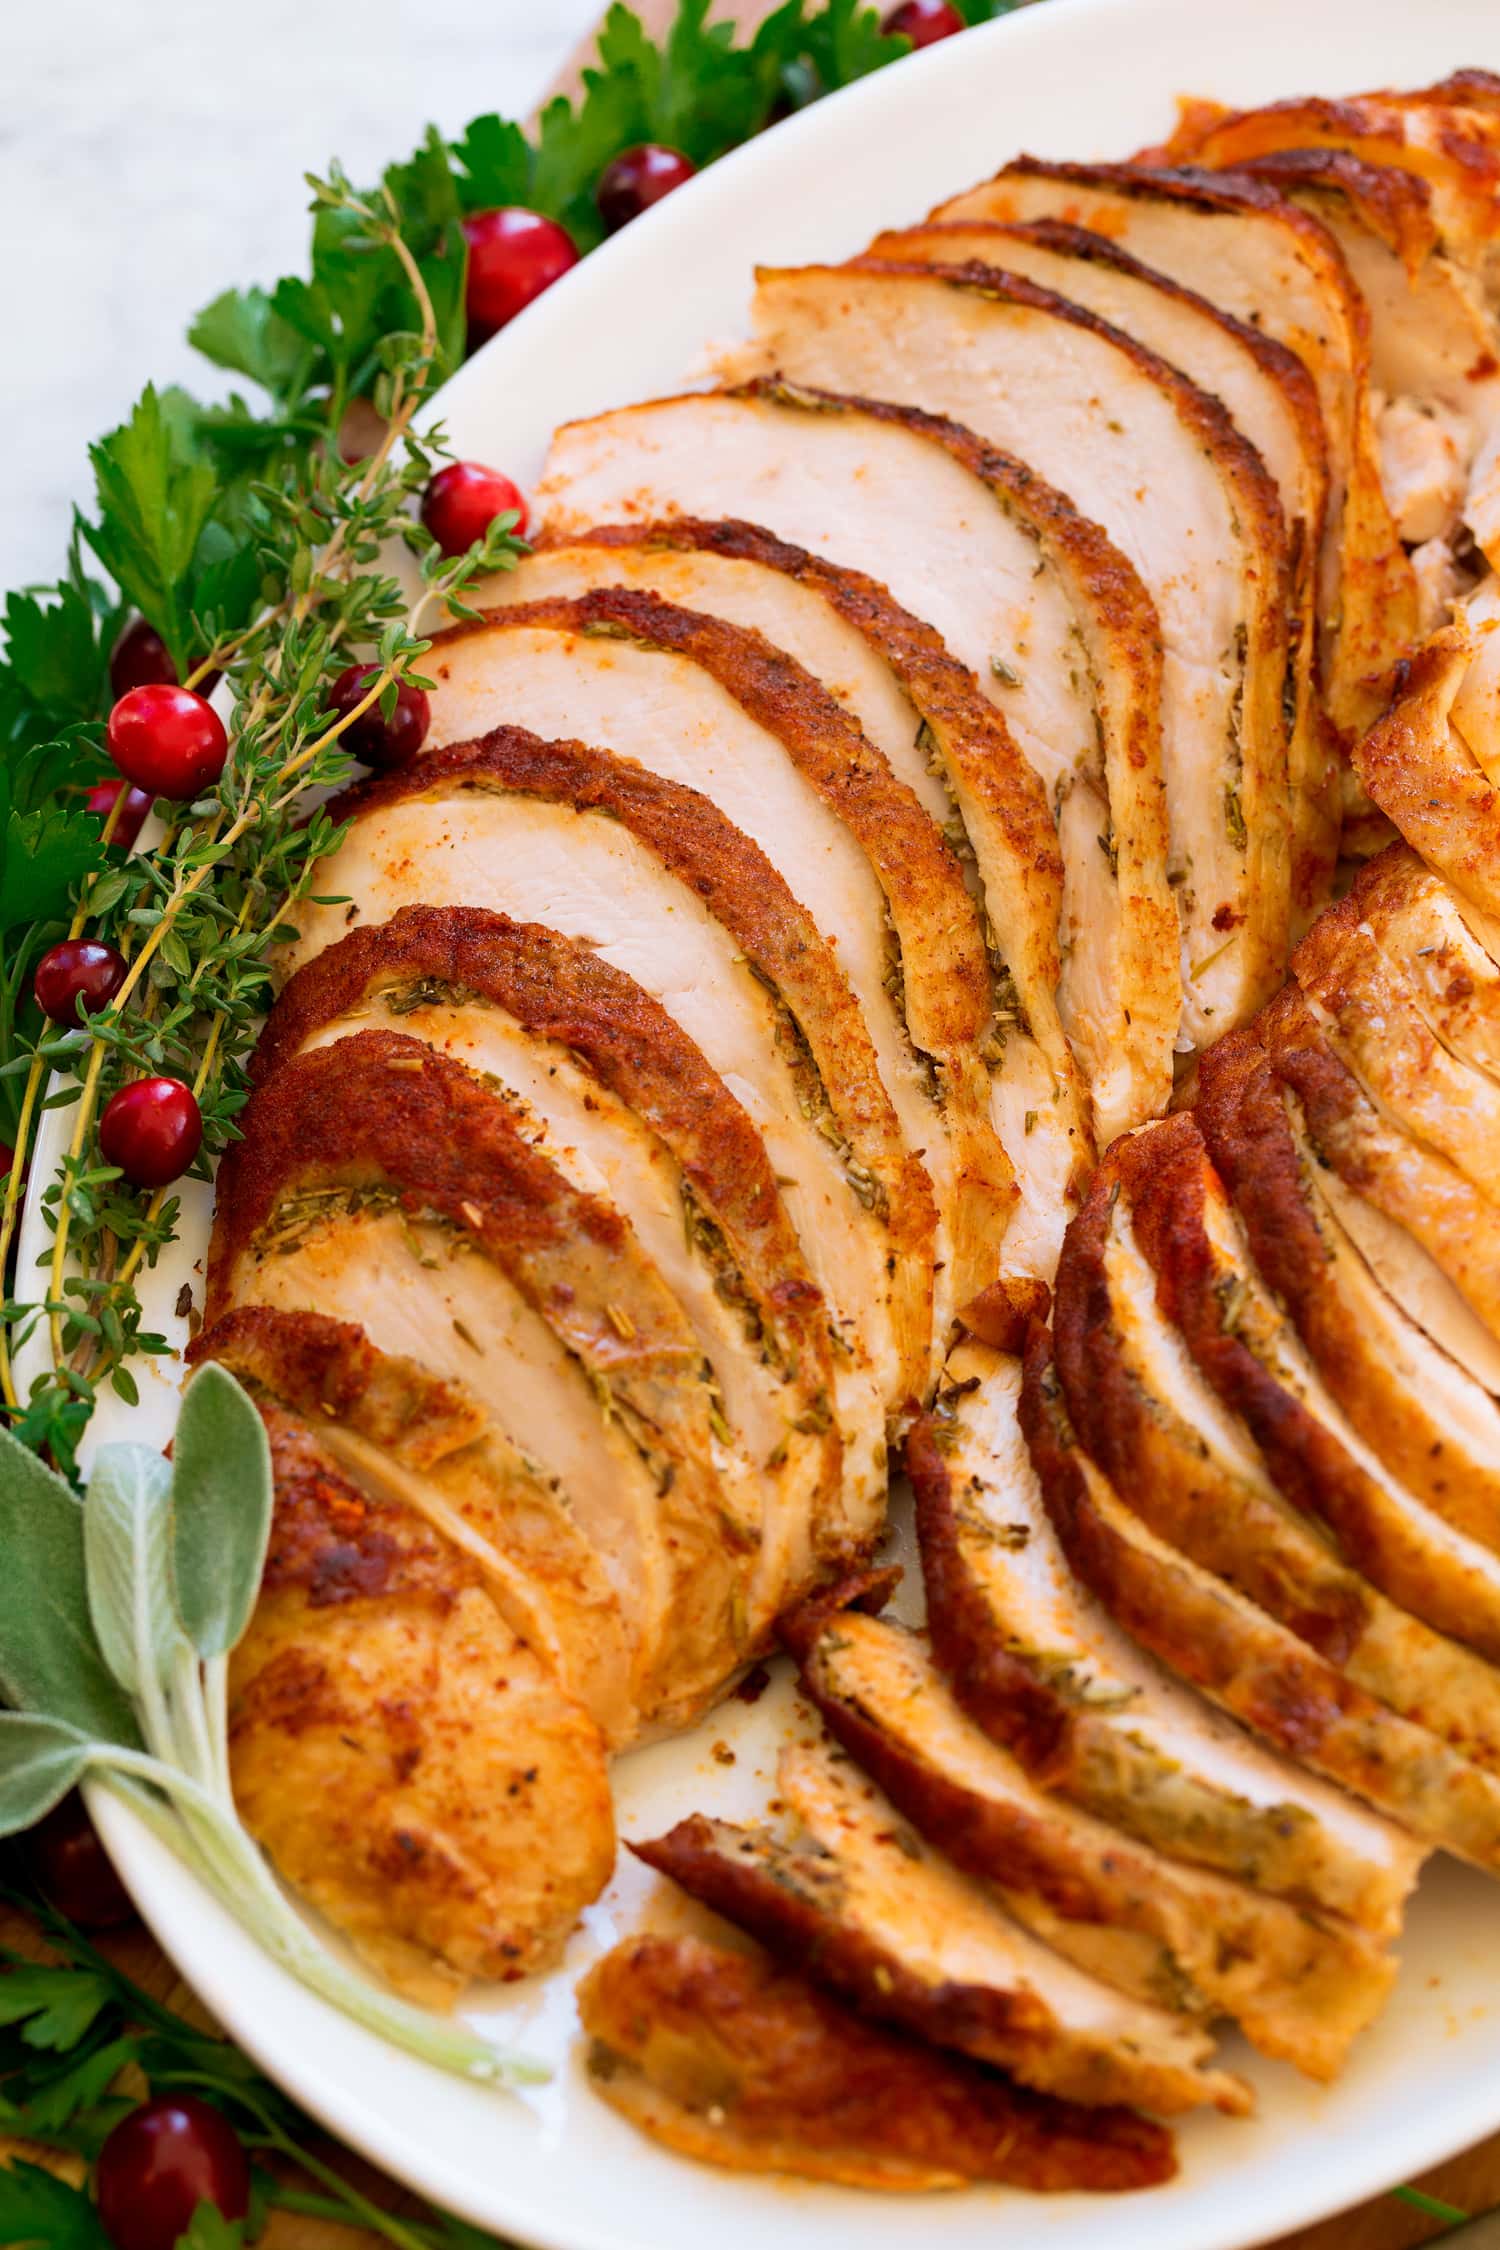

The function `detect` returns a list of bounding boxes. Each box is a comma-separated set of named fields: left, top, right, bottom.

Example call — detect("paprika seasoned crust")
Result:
left=869, top=214, right=1338, bottom=930
left=746, top=256, right=1294, bottom=1045
left=936, top=157, right=1417, bottom=745
left=190, top=1306, right=635, bottom=1736
left=1054, top=1121, right=1500, bottom=1769
left=907, top=1344, right=1423, bottom=1934
left=1347, top=843, right=1500, bottom=1089
left=1130, top=1112, right=1500, bottom=1661
left=472, top=527, right=1088, bottom=1272
left=206, top=1029, right=761, bottom=1735
left=221, top=1396, right=614, bottom=2006
left=537, top=380, right=1180, bottom=1142
left=419, top=588, right=1013, bottom=1343
left=634, top=1746, right=1250, bottom=2117
left=1260, top=977, right=1500, bottom=1345
left=1197, top=1028, right=1500, bottom=1556
left=1021, top=1323, right=1500, bottom=1869
left=284, top=731, right=927, bottom=1451
left=251, top=906, right=844, bottom=1621
left=782, top=1604, right=1395, bottom=2080
left=577, top=1934, right=1177, bottom=2194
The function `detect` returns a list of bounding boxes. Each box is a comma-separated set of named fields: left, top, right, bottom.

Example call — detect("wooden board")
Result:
left=2, top=7, right=1495, bottom=2245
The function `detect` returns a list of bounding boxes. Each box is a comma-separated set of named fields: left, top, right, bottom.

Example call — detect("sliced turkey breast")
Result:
left=254, top=908, right=841, bottom=1632
left=1055, top=1123, right=1500, bottom=1771
left=420, top=591, right=1011, bottom=1341
left=1198, top=1029, right=1500, bottom=1555
left=746, top=257, right=1293, bottom=1045
left=1293, top=863, right=1500, bottom=1204
left=1224, top=148, right=1500, bottom=569
left=207, top=1031, right=762, bottom=1734
left=907, top=1342, right=1422, bottom=1933
left=539, top=383, right=1179, bottom=1139
left=1352, top=621, right=1500, bottom=937
left=1021, top=1323, right=1500, bottom=1868
left=635, top=1750, right=1249, bottom=2116
left=1132, top=1111, right=1500, bottom=1658
left=215, top=1392, right=614, bottom=2003
left=577, top=1935, right=1177, bottom=2194
left=936, top=158, right=1417, bottom=745
left=869, top=215, right=1337, bottom=929
left=471, top=529, right=1087, bottom=1269
left=783, top=1604, right=1393, bottom=2079
left=191, top=1305, right=635, bottom=1737
left=284, top=735, right=921, bottom=1514
left=1261, top=979, right=1500, bottom=1345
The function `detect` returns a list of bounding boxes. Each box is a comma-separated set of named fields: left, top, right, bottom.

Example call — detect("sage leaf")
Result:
left=170, top=1363, right=273, bottom=1658
left=0, top=1424, right=139, bottom=1747
left=84, top=1443, right=180, bottom=1698
left=0, top=1714, right=92, bottom=1837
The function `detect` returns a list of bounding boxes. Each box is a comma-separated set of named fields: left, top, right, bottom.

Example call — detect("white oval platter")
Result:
left=26, top=0, right=1500, bottom=2243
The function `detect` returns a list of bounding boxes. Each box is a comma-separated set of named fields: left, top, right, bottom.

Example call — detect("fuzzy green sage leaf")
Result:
left=83, top=1442, right=181, bottom=1699
left=0, top=1714, right=93, bottom=1837
left=170, top=1362, right=273, bottom=1660
left=0, top=1423, right=139, bottom=1748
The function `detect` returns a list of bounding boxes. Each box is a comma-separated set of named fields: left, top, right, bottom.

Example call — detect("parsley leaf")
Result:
left=0, top=1965, right=114, bottom=2054
left=800, top=0, right=905, bottom=88
left=82, top=388, right=219, bottom=678
left=0, top=2161, right=109, bottom=2250
left=173, top=2206, right=247, bottom=2250
left=187, top=288, right=317, bottom=409
left=0, top=785, right=105, bottom=936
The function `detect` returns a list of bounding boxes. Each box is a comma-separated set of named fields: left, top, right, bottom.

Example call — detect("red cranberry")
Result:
left=462, top=207, right=578, bottom=344
left=882, top=0, right=965, bottom=43
left=327, top=663, right=430, bottom=771
left=96, top=2094, right=250, bottom=2250
left=421, top=461, right=528, bottom=557
left=107, top=686, right=228, bottom=801
left=87, top=779, right=154, bottom=849
left=108, top=618, right=177, bottom=699
left=597, top=145, right=697, bottom=234
left=0, top=1141, right=12, bottom=1179
left=34, top=939, right=128, bottom=1027
left=26, top=1790, right=135, bottom=1929
left=99, top=1078, right=202, bottom=1189
left=108, top=620, right=219, bottom=700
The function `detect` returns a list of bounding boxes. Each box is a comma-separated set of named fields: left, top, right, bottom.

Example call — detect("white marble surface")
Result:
left=0, top=0, right=601, bottom=593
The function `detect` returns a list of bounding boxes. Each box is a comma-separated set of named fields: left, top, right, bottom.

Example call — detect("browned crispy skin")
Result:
left=578, top=1935, right=1175, bottom=2193
left=1197, top=1027, right=1500, bottom=1551
left=1352, top=628, right=1500, bottom=928
left=1021, top=1325, right=1500, bottom=1866
left=1226, top=145, right=1443, bottom=266
left=428, top=585, right=1014, bottom=1313
left=250, top=903, right=843, bottom=1552
left=227, top=1400, right=614, bottom=2002
left=1131, top=1114, right=1500, bottom=1661
left=308, top=728, right=934, bottom=1401
left=958, top=1275, right=1051, bottom=1355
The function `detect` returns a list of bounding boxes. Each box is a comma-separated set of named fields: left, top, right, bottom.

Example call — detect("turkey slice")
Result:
left=1348, top=844, right=1500, bottom=1089
left=935, top=158, right=1416, bottom=745
left=1199, top=1028, right=1500, bottom=1556
left=213, top=1393, right=614, bottom=2002
left=421, top=593, right=1012, bottom=1344
left=256, top=906, right=843, bottom=1639
left=284, top=733, right=918, bottom=1526
left=1132, top=1111, right=1500, bottom=1660
left=208, top=1031, right=761, bottom=1734
left=471, top=530, right=1087, bottom=1273
left=870, top=214, right=1337, bottom=929
left=745, top=257, right=1293, bottom=1045
left=1261, top=978, right=1500, bottom=1346
left=634, top=1752, right=1250, bottom=2116
left=193, top=1304, right=635, bottom=1742
left=785, top=1603, right=1395, bottom=2079
left=538, top=383, right=1179, bottom=1139
left=1021, top=1324, right=1500, bottom=1870
left=907, top=1341, right=1422, bottom=1933
left=1055, top=1122, right=1500, bottom=1771
left=576, top=1934, right=1177, bottom=2194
